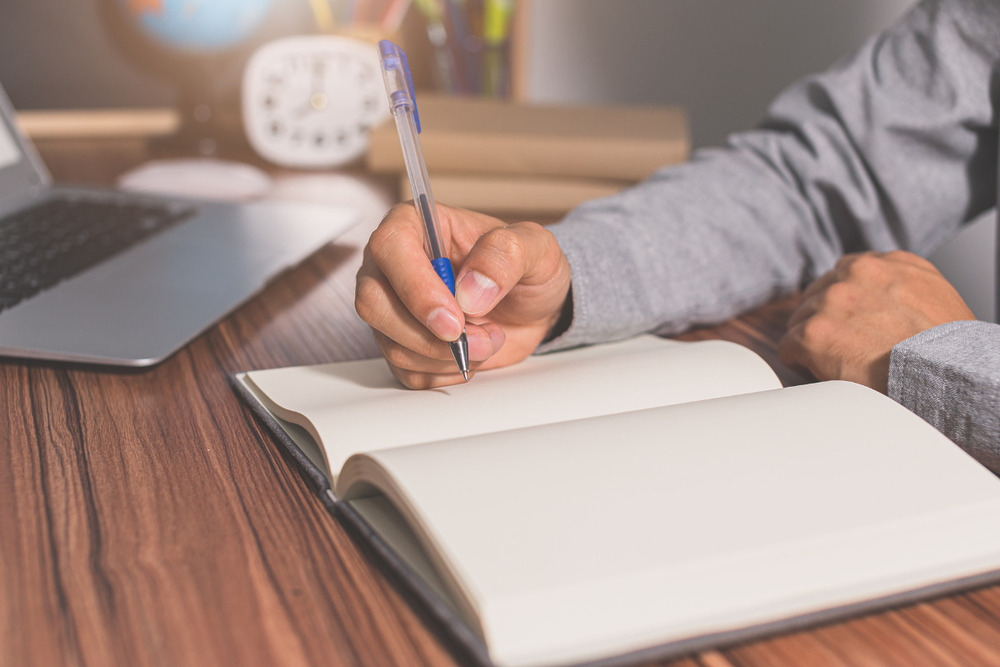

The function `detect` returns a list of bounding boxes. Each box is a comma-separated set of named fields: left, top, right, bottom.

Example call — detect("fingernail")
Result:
left=489, top=327, right=506, bottom=353
left=467, top=327, right=506, bottom=362
left=467, top=331, right=494, bottom=361
left=456, top=271, right=499, bottom=315
left=426, top=307, right=462, bottom=341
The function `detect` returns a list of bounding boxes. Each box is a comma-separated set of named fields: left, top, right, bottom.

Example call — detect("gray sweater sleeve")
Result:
left=889, top=322, right=1000, bottom=473
left=537, top=0, right=1000, bottom=463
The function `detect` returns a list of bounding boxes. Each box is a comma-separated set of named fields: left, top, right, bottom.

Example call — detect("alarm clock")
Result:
left=241, top=35, right=390, bottom=168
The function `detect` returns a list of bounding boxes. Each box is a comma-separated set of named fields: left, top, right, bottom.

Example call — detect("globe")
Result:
left=102, top=0, right=284, bottom=155
left=119, top=0, right=273, bottom=53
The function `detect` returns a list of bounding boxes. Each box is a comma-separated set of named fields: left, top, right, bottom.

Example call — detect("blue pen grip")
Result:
left=431, top=257, right=456, bottom=294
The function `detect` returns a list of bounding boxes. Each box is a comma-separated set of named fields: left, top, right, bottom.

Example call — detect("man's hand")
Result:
left=779, top=250, right=975, bottom=392
left=355, top=202, right=572, bottom=389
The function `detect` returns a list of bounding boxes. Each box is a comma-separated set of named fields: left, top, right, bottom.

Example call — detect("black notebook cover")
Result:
left=230, top=374, right=493, bottom=667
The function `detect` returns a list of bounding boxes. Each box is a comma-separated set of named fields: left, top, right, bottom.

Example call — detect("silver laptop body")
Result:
left=0, top=83, right=357, bottom=366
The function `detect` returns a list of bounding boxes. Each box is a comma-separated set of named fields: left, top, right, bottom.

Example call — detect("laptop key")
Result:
left=0, top=194, right=195, bottom=314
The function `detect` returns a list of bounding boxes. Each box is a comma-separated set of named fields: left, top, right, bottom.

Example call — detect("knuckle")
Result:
left=368, top=204, right=414, bottom=249
left=483, top=226, right=528, bottom=261
left=353, top=277, right=381, bottom=323
left=512, top=220, right=546, bottom=236
left=800, top=314, right=833, bottom=344
left=518, top=221, right=558, bottom=253
left=846, top=253, right=872, bottom=272
left=388, top=364, right=446, bottom=390
left=846, top=252, right=884, bottom=279
left=387, top=201, right=414, bottom=218
left=823, top=281, right=854, bottom=306
left=367, top=222, right=396, bottom=253
left=380, top=334, right=444, bottom=369
left=390, top=366, right=426, bottom=390
left=381, top=342, right=413, bottom=369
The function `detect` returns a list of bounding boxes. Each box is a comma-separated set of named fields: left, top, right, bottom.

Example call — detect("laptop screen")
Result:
left=0, top=80, right=51, bottom=209
left=0, top=119, right=19, bottom=170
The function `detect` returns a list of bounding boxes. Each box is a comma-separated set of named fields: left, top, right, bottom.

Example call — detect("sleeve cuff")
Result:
left=888, top=320, right=1000, bottom=474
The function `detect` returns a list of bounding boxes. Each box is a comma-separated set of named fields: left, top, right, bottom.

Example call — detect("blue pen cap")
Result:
left=377, top=40, right=421, bottom=132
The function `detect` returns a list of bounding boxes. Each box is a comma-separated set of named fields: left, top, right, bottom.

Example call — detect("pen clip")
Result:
left=377, top=39, right=421, bottom=133
left=400, top=47, right=421, bottom=133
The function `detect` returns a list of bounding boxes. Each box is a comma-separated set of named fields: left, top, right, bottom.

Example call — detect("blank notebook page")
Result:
left=360, top=382, right=1000, bottom=666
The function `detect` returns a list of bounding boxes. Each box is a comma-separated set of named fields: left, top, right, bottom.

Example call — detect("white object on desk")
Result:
left=269, top=172, right=393, bottom=228
left=118, top=158, right=273, bottom=201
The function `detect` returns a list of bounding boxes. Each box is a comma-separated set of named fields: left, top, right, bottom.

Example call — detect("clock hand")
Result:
left=312, top=61, right=325, bottom=96
left=295, top=92, right=328, bottom=118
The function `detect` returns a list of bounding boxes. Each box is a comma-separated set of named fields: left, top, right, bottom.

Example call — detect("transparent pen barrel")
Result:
left=393, top=109, right=445, bottom=260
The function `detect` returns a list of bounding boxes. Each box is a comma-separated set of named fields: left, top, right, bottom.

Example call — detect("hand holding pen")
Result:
left=377, top=40, right=470, bottom=380
left=357, top=41, right=572, bottom=389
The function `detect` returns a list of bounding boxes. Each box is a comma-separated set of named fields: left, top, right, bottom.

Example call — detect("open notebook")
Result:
left=233, top=336, right=1000, bottom=667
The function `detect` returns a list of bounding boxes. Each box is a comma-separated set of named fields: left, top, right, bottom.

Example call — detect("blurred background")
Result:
left=0, top=0, right=992, bottom=321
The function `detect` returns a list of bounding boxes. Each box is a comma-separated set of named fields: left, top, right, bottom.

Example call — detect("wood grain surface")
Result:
left=3, top=137, right=999, bottom=667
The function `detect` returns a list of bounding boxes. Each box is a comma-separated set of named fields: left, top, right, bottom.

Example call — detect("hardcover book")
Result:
left=366, top=95, right=689, bottom=182
left=233, top=336, right=1000, bottom=666
left=399, top=172, right=630, bottom=217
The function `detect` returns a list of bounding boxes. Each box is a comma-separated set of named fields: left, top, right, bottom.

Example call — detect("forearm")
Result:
left=889, top=321, right=1000, bottom=474
left=540, top=0, right=1000, bottom=352
left=543, top=152, right=818, bottom=351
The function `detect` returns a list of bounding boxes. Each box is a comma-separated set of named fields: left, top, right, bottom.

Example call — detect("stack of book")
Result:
left=366, top=94, right=689, bottom=221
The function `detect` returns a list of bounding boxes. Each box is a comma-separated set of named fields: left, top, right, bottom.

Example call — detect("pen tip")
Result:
left=450, top=332, right=471, bottom=382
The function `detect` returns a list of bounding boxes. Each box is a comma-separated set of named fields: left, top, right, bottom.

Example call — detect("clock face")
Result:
left=242, top=35, right=390, bottom=168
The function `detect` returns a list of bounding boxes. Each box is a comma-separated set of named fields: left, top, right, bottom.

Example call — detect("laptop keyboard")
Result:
left=0, top=194, right=195, bottom=313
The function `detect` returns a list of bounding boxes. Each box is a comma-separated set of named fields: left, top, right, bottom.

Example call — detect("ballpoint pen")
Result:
left=377, top=39, right=471, bottom=381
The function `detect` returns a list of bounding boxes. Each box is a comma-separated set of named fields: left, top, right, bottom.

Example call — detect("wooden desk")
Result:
left=5, top=136, right=1000, bottom=667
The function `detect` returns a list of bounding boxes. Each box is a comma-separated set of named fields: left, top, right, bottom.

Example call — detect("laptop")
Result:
left=0, top=82, right=358, bottom=367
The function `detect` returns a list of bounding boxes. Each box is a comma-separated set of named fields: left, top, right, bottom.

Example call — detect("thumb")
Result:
left=454, top=221, right=565, bottom=317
